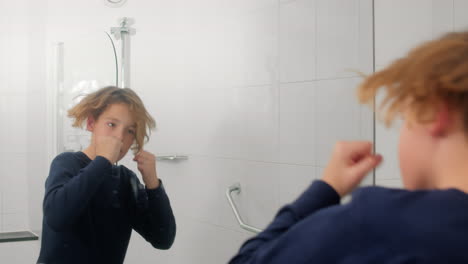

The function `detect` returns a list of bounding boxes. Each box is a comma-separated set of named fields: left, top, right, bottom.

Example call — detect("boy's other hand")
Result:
left=133, top=150, right=160, bottom=189
left=322, top=141, right=383, bottom=197
left=95, top=135, right=122, bottom=164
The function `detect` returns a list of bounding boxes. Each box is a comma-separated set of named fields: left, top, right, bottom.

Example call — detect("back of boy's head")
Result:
left=358, top=31, right=468, bottom=132
left=67, top=86, right=156, bottom=154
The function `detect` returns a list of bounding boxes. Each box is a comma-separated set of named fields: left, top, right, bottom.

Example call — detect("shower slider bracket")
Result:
left=110, top=17, right=136, bottom=39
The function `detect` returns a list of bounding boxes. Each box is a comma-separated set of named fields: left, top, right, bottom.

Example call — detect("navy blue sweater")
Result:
left=229, top=180, right=468, bottom=263
left=37, top=152, right=176, bottom=264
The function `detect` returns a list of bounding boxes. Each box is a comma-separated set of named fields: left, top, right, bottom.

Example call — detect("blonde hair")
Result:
left=68, top=86, right=156, bottom=153
left=358, top=31, right=468, bottom=131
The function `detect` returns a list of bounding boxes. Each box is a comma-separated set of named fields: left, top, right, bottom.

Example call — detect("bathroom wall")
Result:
left=0, top=0, right=374, bottom=263
left=0, top=0, right=30, bottom=233
left=0, top=0, right=47, bottom=261
left=0, top=0, right=47, bottom=234
left=374, top=0, right=468, bottom=188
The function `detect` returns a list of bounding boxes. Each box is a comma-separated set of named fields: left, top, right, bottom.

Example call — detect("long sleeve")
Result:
left=229, top=180, right=349, bottom=264
left=130, top=178, right=176, bottom=250
left=43, top=154, right=112, bottom=231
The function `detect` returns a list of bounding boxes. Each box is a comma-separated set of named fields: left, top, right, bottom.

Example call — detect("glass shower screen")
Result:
left=51, top=31, right=118, bottom=155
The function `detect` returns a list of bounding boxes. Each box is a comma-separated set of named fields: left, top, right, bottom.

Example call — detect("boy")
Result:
left=230, top=32, right=468, bottom=263
left=37, top=86, right=176, bottom=264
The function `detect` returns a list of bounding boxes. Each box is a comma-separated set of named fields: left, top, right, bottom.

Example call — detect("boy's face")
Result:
left=88, top=103, right=136, bottom=161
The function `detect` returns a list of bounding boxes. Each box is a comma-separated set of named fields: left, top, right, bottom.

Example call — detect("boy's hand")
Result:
left=95, top=135, right=122, bottom=164
left=322, top=141, right=383, bottom=197
left=133, top=150, right=160, bottom=189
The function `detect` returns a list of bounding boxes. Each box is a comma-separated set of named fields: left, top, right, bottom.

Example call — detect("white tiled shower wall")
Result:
left=0, top=0, right=47, bottom=234
left=1, top=0, right=466, bottom=263
left=0, top=0, right=29, bottom=233
left=0, top=0, right=46, bottom=261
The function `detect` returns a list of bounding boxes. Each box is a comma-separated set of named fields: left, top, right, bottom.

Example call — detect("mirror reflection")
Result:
left=1, top=1, right=468, bottom=263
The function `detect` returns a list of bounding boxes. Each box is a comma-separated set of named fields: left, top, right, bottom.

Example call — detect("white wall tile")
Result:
left=2, top=6, right=29, bottom=98
left=2, top=189, right=28, bottom=216
left=3, top=213, right=28, bottom=231
left=126, top=216, right=250, bottom=264
left=26, top=93, right=47, bottom=154
left=175, top=84, right=279, bottom=163
left=279, top=82, right=316, bottom=165
left=0, top=153, right=28, bottom=214
left=279, top=0, right=316, bottom=82
left=316, top=0, right=360, bottom=79
left=375, top=0, right=433, bottom=67
left=0, top=18, right=9, bottom=96
left=0, top=192, right=2, bottom=231
left=0, top=240, right=40, bottom=264
left=157, top=4, right=246, bottom=88
left=278, top=164, right=317, bottom=206
left=454, top=0, right=468, bottom=30
left=315, top=78, right=362, bottom=166
left=242, top=2, right=279, bottom=86
left=432, top=0, right=454, bottom=36
left=0, top=96, right=28, bottom=153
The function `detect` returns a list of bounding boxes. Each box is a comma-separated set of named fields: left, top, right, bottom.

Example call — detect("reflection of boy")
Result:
left=230, top=32, right=468, bottom=263
left=38, top=87, right=176, bottom=264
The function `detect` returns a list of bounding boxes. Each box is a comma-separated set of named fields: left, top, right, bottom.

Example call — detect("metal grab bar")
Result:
left=156, top=155, right=188, bottom=161
left=226, top=183, right=263, bottom=234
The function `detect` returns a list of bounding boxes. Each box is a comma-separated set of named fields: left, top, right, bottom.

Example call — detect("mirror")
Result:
left=1, top=0, right=466, bottom=263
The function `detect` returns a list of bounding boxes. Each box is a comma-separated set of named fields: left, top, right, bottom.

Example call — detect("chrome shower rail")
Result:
left=111, top=17, right=136, bottom=88
left=226, top=183, right=263, bottom=234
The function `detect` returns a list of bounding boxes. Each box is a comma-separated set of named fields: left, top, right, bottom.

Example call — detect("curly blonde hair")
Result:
left=68, top=86, right=156, bottom=153
left=358, top=31, right=468, bottom=130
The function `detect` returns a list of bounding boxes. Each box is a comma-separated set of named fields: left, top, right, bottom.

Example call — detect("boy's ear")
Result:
left=429, top=103, right=451, bottom=138
left=86, top=116, right=95, bottom=132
